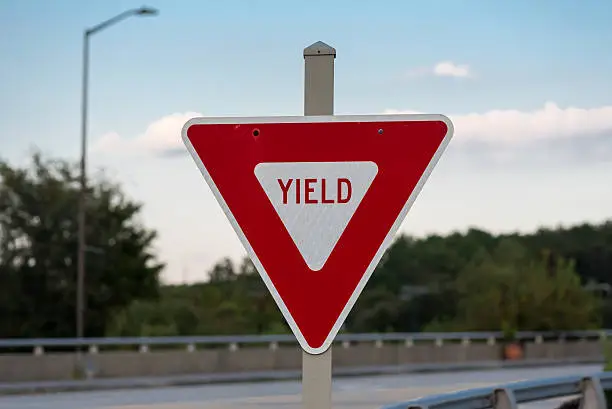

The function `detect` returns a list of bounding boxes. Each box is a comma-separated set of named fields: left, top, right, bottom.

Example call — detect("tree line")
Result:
left=1, top=153, right=611, bottom=339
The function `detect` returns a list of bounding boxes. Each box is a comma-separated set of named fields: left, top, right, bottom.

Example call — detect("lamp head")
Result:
left=135, top=6, right=158, bottom=16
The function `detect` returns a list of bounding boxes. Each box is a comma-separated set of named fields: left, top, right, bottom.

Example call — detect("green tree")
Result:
left=0, top=152, right=163, bottom=338
left=108, top=256, right=288, bottom=336
left=209, top=257, right=237, bottom=283
left=347, top=287, right=401, bottom=332
left=110, top=220, right=612, bottom=337
left=231, top=257, right=286, bottom=334
left=522, top=223, right=612, bottom=288
left=430, top=238, right=601, bottom=332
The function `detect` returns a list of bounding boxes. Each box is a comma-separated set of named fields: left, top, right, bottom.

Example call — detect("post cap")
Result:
left=303, top=41, right=336, bottom=58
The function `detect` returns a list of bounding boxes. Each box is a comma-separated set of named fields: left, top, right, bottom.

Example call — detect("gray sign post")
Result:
left=302, top=40, right=336, bottom=409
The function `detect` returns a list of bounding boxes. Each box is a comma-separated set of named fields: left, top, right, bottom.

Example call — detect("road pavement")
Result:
left=0, top=364, right=601, bottom=409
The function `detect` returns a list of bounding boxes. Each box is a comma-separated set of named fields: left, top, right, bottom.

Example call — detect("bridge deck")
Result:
left=0, top=364, right=597, bottom=409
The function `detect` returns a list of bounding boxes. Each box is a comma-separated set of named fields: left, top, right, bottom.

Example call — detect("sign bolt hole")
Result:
left=378, top=128, right=384, bottom=135
left=253, top=129, right=260, bottom=137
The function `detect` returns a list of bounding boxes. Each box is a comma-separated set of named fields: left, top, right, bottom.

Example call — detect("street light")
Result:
left=77, top=6, right=158, bottom=343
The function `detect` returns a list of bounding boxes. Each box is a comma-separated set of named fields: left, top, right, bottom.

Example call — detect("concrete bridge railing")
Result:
left=0, top=330, right=608, bottom=385
left=382, top=371, right=612, bottom=409
left=0, top=330, right=608, bottom=355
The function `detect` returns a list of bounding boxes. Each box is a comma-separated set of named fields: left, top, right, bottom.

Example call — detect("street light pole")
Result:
left=76, top=28, right=90, bottom=345
left=76, top=6, right=158, bottom=343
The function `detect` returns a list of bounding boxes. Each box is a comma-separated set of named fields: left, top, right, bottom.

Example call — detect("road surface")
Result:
left=0, top=364, right=601, bottom=409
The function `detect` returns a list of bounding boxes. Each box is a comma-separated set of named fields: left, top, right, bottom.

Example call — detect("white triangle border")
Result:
left=181, top=113, right=454, bottom=355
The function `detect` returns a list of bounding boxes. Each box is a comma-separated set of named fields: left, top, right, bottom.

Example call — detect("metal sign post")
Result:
left=302, top=40, right=336, bottom=409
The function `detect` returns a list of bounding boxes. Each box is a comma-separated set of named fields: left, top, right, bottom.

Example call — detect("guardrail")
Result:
left=0, top=329, right=608, bottom=355
left=382, top=371, right=612, bottom=409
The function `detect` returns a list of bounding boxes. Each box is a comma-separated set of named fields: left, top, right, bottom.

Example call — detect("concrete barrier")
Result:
left=0, top=340, right=604, bottom=383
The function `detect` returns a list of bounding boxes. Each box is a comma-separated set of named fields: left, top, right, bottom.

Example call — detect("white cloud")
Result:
left=433, top=61, right=471, bottom=78
left=93, top=111, right=202, bottom=155
left=92, top=102, right=612, bottom=155
left=386, top=102, right=612, bottom=145
left=405, top=61, right=472, bottom=79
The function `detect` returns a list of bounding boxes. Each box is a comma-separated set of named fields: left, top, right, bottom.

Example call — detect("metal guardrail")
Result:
left=0, top=329, right=608, bottom=355
left=382, top=371, right=612, bottom=409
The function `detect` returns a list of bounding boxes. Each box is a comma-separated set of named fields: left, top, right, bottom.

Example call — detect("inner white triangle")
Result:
left=254, top=161, right=378, bottom=271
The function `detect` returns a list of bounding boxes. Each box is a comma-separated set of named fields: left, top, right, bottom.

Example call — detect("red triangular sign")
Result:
left=182, top=114, right=454, bottom=354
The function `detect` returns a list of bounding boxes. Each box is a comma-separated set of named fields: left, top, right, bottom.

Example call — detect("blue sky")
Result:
left=2, top=0, right=612, bottom=283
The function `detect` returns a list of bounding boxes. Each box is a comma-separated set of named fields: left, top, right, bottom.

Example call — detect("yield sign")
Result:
left=182, top=114, right=454, bottom=354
